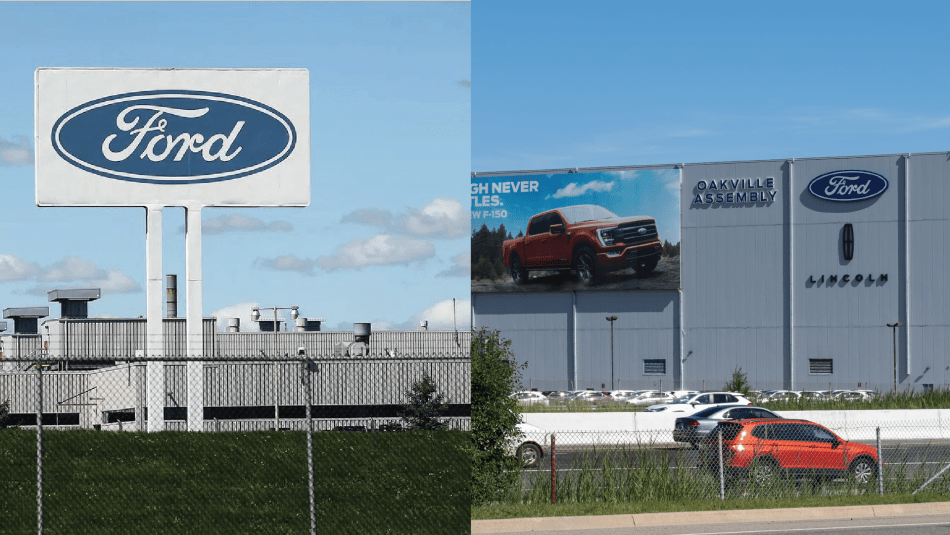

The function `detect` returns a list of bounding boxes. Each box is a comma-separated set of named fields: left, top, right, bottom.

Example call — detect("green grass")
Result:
left=471, top=492, right=950, bottom=520
left=520, top=389, right=950, bottom=413
left=0, top=428, right=469, bottom=534
left=475, top=443, right=950, bottom=520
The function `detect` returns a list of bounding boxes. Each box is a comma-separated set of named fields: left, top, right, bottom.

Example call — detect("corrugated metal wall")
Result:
left=474, top=151, right=950, bottom=393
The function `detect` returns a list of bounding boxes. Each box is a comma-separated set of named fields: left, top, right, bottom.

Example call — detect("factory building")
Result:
left=0, top=285, right=470, bottom=431
left=472, top=151, right=950, bottom=393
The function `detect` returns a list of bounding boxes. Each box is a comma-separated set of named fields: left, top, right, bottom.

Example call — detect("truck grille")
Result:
left=613, top=222, right=658, bottom=245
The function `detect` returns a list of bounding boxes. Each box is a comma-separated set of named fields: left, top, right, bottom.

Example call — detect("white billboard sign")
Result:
left=35, top=68, right=310, bottom=207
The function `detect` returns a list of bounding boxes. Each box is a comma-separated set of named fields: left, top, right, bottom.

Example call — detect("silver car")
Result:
left=673, top=405, right=781, bottom=447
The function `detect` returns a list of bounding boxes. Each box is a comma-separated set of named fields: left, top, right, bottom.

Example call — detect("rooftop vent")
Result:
left=3, top=307, right=50, bottom=334
left=166, top=275, right=177, bottom=318
left=0, top=321, right=7, bottom=333
left=227, top=318, right=240, bottom=332
left=354, top=322, right=371, bottom=344
left=48, top=289, right=100, bottom=319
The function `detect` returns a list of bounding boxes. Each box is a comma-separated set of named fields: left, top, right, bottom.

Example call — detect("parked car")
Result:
left=645, top=392, right=753, bottom=413
left=567, top=390, right=614, bottom=405
left=544, top=391, right=573, bottom=402
left=701, top=419, right=879, bottom=484
left=511, top=391, right=549, bottom=406
left=673, top=405, right=782, bottom=448
left=609, top=390, right=645, bottom=402
left=833, top=390, right=875, bottom=402
left=763, top=390, right=802, bottom=402
left=501, top=204, right=663, bottom=285
left=513, top=422, right=550, bottom=468
left=626, top=390, right=676, bottom=406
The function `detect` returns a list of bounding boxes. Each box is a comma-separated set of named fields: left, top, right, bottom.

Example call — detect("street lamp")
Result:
left=606, top=315, right=618, bottom=391
left=887, top=322, right=902, bottom=394
left=252, top=305, right=299, bottom=430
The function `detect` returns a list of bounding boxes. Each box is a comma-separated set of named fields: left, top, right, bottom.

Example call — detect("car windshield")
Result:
left=671, top=395, right=692, bottom=404
left=693, top=405, right=730, bottom=418
left=558, top=205, right=619, bottom=224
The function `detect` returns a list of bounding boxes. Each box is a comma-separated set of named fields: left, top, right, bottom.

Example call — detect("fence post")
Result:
left=305, top=360, right=316, bottom=535
left=876, top=427, right=883, bottom=495
left=36, top=363, right=44, bottom=534
left=551, top=433, right=556, bottom=505
left=718, top=428, right=724, bottom=500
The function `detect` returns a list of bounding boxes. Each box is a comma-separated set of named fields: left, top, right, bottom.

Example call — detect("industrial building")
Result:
left=473, top=151, right=950, bottom=393
left=0, top=281, right=470, bottom=431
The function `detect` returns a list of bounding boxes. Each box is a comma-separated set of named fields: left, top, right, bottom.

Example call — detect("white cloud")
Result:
left=410, top=298, right=471, bottom=331
left=41, top=256, right=106, bottom=282
left=340, top=197, right=467, bottom=239
left=177, top=214, right=293, bottom=235
left=436, top=251, right=470, bottom=278
left=211, top=301, right=261, bottom=332
left=0, top=254, right=40, bottom=281
left=253, top=254, right=317, bottom=274
left=93, top=270, right=141, bottom=294
left=5, top=255, right=140, bottom=295
left=254, top=234, right=434, bottom=274
left=0, top=135, right=32, bottom=166
left=317, top=234, right=434, bottom=271
left=551, top=180, right=614, bottom=199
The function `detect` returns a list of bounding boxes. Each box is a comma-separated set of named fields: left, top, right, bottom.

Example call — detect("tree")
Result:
left=723, top=366, right=753, bottom=398
left=399, top=371, right=449, bottom=430
left=470, top=328, right=526, bottom=505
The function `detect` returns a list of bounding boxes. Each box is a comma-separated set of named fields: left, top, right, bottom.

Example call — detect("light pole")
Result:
left=606, top=315, right=618, bottom=391
left=887, top=322, right=902, bottom=394
left=252, top=305, right=299, bottom=430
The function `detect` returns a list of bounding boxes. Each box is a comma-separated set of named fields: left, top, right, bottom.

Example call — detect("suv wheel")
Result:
left=850, top=457, right=877, bottom=484
left=574, top=246, right=598, bottom=285
left=510, top=254, right=527, bottom=284
left=750, top=458, right=778, bottom=485
left=518, top=443, right=542, bottom=468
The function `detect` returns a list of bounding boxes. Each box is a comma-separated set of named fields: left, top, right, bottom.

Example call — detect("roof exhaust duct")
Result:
left=419, top=320, right=428, bottom=331
left=354, top=322, right=371, bottom=344
left=227, top=318, right=240, bottom=332
left=165, top=274, right=178, bottom=318
left=48, top=289, right=100, bottom=319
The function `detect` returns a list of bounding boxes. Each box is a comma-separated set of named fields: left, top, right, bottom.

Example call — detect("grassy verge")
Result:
left=0, top=428, right=469, bottom=534
left=520, top=390, right=950, bottom=413
left=472, top=492, right=950, bottom=520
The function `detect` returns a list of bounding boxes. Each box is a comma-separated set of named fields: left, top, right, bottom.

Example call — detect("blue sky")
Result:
left=473, top=1, right=950, bottom=173
left=0, top=2, right=470, bottom=331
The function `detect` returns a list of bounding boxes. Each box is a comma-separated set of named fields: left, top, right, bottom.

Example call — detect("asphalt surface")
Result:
left=472, top=503, right=950, bottom=534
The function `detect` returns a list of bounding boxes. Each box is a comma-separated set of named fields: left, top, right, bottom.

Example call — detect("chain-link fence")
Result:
left=510, top=420, right=950, bottom=504
left=0, top=348, right=471, bottom=533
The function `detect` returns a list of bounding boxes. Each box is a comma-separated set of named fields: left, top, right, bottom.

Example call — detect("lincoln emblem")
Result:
left=843, top=223, right=854, bottom=261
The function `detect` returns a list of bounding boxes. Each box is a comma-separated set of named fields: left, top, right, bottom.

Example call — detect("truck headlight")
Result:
left=597, top=227, right=617, bottom=247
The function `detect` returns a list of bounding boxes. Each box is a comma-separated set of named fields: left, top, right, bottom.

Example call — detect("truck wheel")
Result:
left=634, top=257, right=658, bottom=276
left=510, top=254, right=528, bottom=284
left=574, top=246, right=598, bottom=285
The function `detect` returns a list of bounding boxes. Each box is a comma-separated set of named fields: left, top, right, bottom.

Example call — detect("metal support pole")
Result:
left=718, top=428, right=724, bottom=500
left=551, top=433, right=556, bottom=504
left=274, top=307, right=280, bottom=431
left=36, top=364, right=44, bottom=534
left=305, top=360, right=316, bottom=535
left=876, top=427, right=883, bottom=495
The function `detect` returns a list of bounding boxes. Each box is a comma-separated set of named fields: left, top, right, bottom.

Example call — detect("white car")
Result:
left=511, top=391, right=549, bottom=406
left=512, top=422, right=550, bottom=468
left=626, top=390, right=676, bottom=406
left=644, top=392, right=752, bottom=413
left=609, top=390, right=645, bottom=401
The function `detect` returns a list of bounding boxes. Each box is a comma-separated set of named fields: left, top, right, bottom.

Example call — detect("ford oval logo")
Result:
left=51, top=90, right=296, bottom=185
left=807, top=170, right=888, bottom=202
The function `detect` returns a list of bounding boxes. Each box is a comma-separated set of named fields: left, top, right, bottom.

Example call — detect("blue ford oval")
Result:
left=807, top=170, right=888, bottom=202
left=51, top=90, right=296, bottom=185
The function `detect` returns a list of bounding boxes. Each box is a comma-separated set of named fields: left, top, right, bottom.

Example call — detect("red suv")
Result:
left=702, top=419, right=878, bottom=484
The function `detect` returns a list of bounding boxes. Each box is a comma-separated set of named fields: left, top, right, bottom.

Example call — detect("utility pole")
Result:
left=606, top=316, right=618, bottom=390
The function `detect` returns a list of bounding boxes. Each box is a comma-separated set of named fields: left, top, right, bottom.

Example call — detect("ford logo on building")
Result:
left=51, top=90, right=296, bottom=185
left=807, top=170, right=888, bottom=202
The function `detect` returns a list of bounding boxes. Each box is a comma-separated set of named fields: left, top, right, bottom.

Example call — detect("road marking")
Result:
left=674, top=520, right=950, bottom=535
